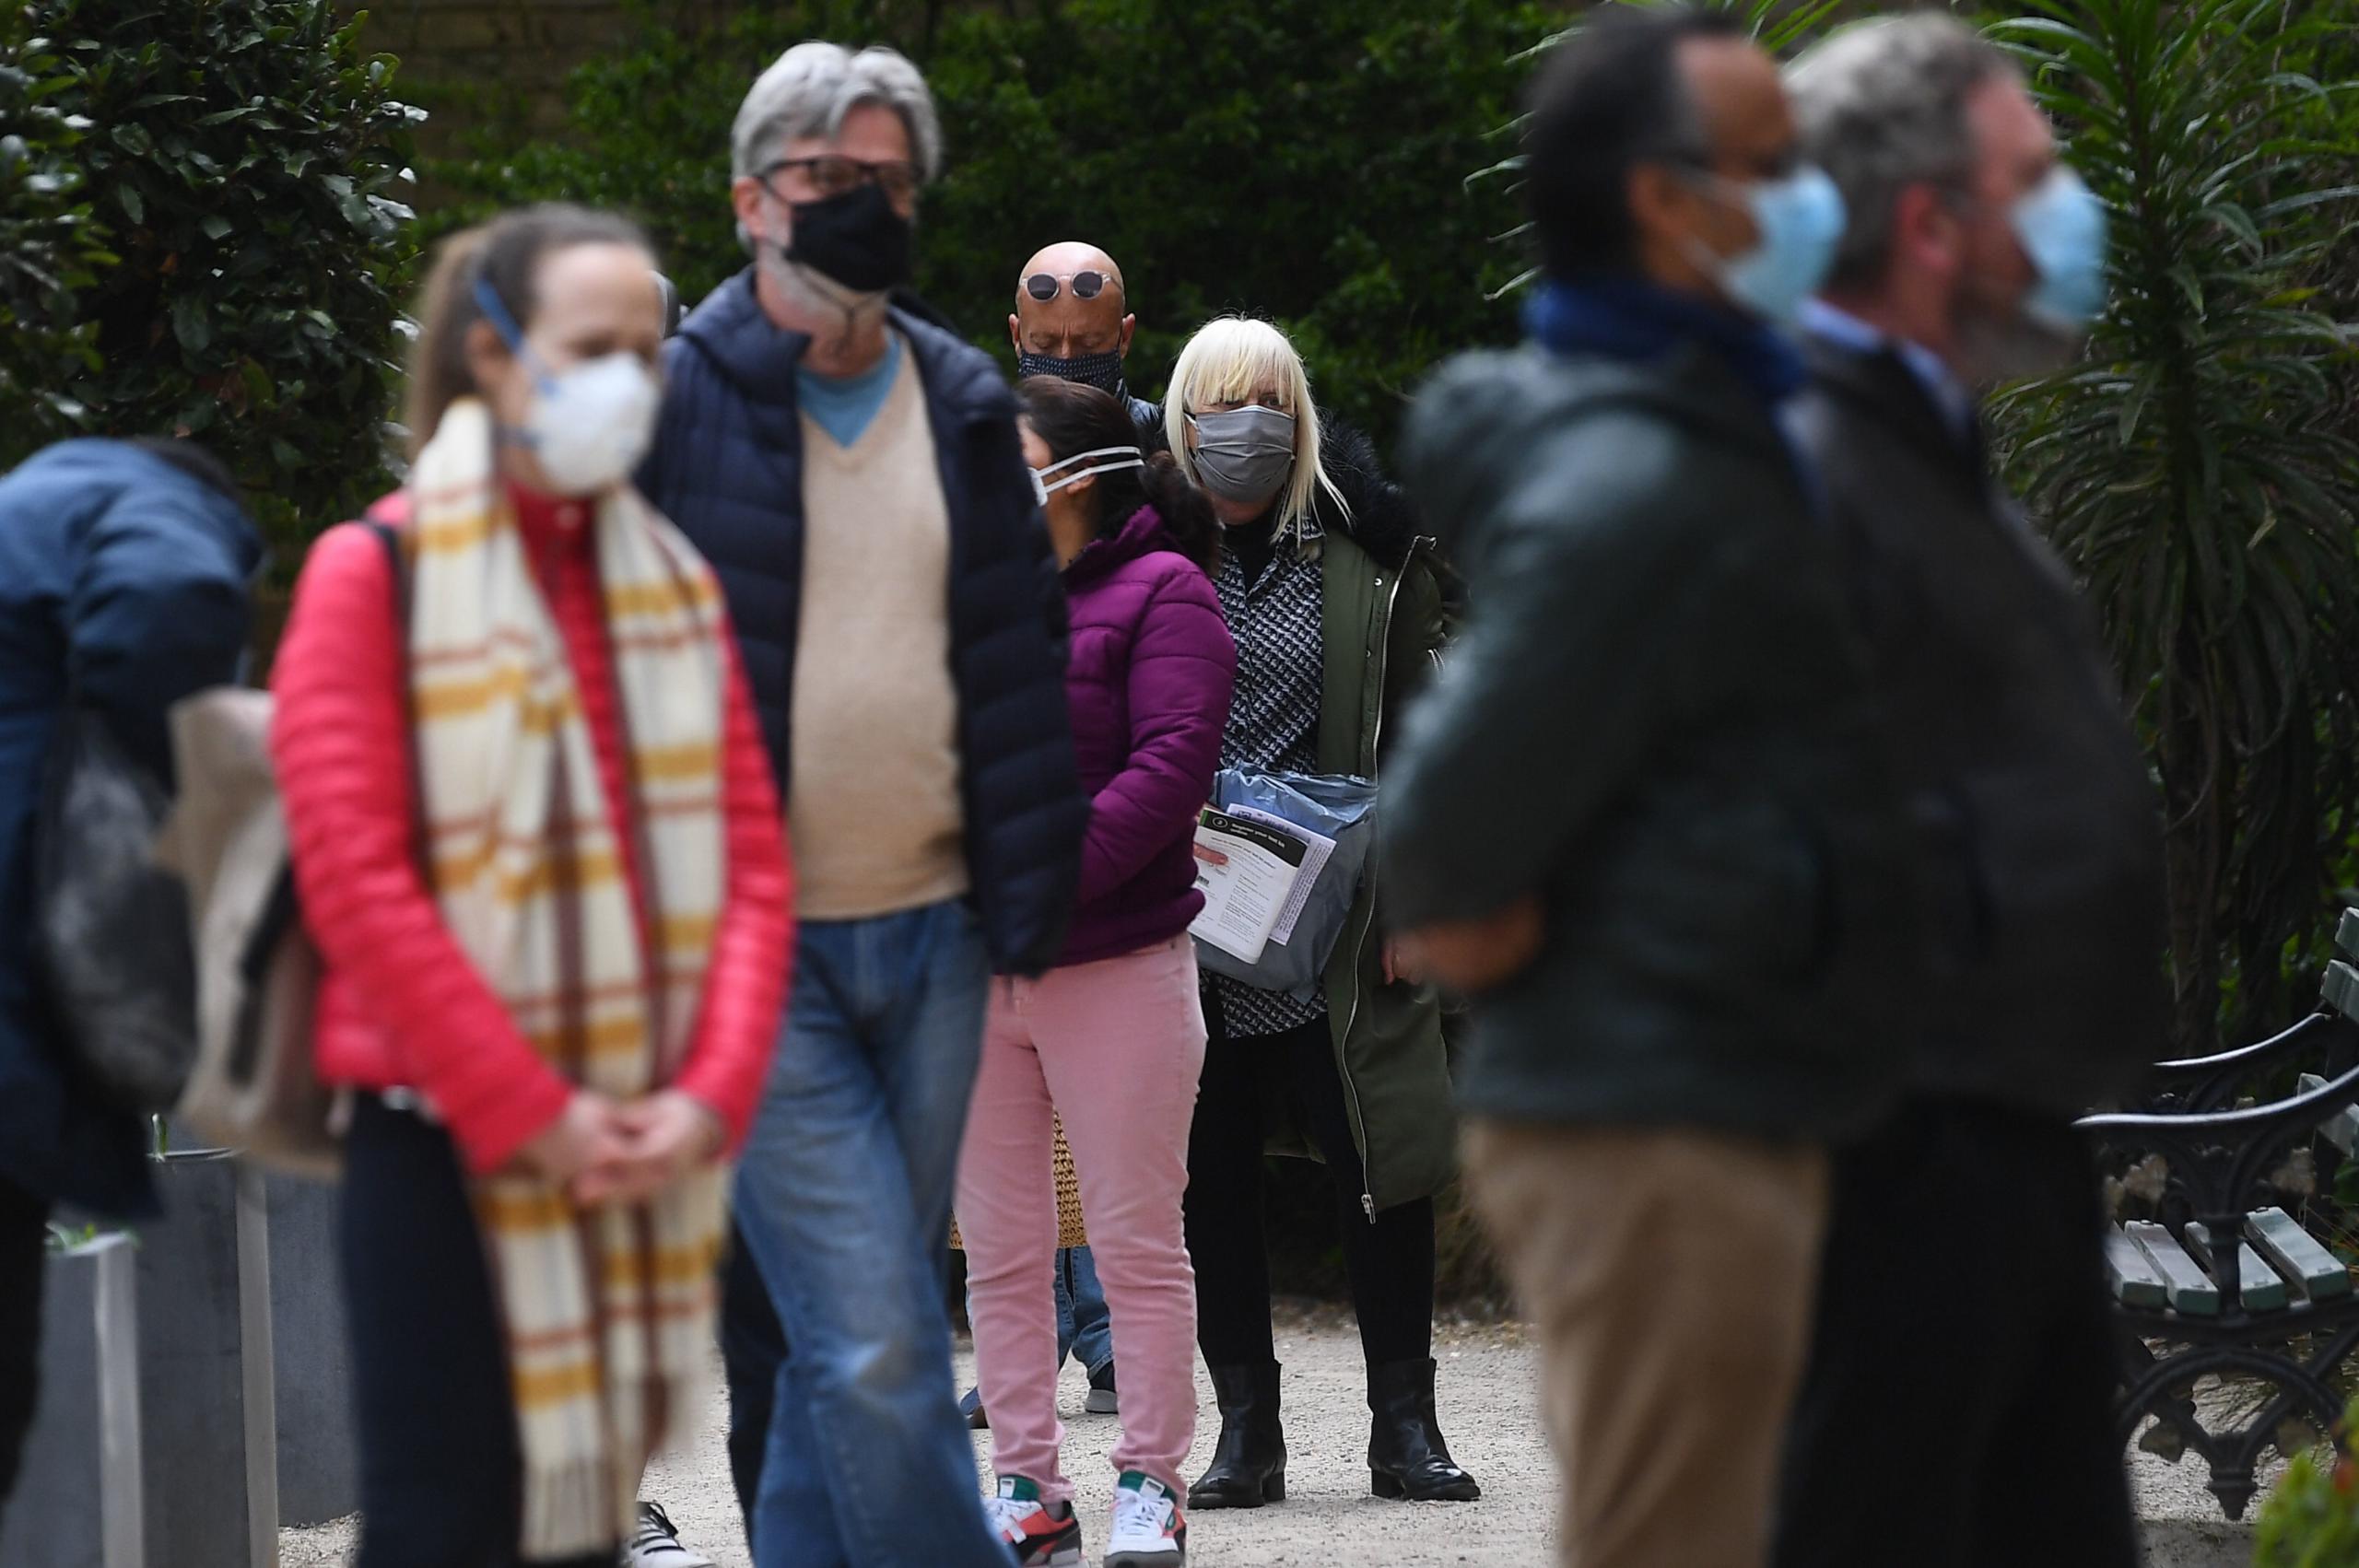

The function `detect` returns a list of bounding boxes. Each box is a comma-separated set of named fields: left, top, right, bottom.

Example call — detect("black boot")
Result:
left=1188, top=1361, right=1286, bottom=1509
left=1367, top=1357, right=1481, bottom=1502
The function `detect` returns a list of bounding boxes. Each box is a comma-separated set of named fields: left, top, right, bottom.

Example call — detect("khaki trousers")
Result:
left=1465, top=1119, right=1829, bottom=1568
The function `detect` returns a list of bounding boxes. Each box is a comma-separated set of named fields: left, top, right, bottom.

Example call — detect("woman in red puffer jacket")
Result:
left=270, top=205, right=789, bottom=1568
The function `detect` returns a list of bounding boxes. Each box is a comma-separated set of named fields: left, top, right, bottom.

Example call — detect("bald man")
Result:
left=1009, top=240, right=1164, bottom=446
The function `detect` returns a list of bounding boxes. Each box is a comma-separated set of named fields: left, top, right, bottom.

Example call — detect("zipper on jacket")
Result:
left=1336, top=537, right=1426, bottom=1225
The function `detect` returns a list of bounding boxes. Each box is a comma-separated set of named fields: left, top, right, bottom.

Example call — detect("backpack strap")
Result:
left=358, top=520, right=427, bottom=857
left=228, top=520, right=422, bottom=1103
left=361, top=521, right=411, bottom=644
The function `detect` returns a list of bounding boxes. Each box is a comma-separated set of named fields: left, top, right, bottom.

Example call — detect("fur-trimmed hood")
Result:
left=1309, top=417, right=1423, bottom=570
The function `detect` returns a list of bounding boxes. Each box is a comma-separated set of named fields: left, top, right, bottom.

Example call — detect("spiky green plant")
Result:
left=1988, top=0, right=2359, bottom=1050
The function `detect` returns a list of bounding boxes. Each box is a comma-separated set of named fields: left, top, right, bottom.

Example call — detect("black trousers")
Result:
left=339, top=1095, right=614, bottom=1568
left=0, top=1174, right=49, bottom=1527
left=1184, top=1002, right=1436, bottom=1371
left=718, top=1224, right=783, bottom=1542
left=1771, top=1101, right=2138, bottom=1568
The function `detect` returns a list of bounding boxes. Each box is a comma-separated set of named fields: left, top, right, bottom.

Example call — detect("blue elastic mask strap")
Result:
left=473, top=275, right=555, bottom=393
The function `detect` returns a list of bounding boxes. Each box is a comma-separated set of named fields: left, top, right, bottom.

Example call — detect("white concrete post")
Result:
left=88, top=1235, right=143, bottom=1568
left=234, top=1162, right=280, bottom=1568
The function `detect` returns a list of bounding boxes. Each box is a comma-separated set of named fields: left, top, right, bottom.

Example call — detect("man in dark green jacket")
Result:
left=1383, top=7, right=1912, bottom=1564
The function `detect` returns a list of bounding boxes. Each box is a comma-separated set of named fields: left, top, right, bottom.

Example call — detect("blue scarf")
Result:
left=1523, top=275, right=1805, bottom=406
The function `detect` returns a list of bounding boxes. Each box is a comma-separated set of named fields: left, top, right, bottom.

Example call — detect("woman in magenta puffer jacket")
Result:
left=957, top=377, right=1235, bottom=1562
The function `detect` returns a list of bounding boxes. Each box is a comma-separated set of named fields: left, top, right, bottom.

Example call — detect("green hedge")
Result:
left=425, top=0, right=1555, bottom=452
left=0, top=1, right=419, bottom=561
left=0, top=12, right=110, bottom=444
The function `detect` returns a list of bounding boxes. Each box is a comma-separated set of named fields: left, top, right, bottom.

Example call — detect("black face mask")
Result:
left=783, top=182, right=913, bottom=295
left=1016, top=347, right=1128, bottom=400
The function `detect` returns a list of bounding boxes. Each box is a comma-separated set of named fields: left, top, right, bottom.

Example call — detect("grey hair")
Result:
left=731, top=41, right=943, bottom=183
left=1787, top=15, right=2021, bottom=291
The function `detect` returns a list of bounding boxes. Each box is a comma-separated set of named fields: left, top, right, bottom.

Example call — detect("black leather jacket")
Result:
left=1384, top=341, right=1913, bottom=1141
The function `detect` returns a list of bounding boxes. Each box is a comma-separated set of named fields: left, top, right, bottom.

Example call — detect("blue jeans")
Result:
left=729, top=901, right=1004, bottom=1568
left=959, top=1245, right=1113, bottom=1418
left=1060, top=1246, right=1115, bottom=1377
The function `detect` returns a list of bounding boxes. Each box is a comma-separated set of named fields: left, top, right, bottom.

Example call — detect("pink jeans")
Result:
left=956, top=935, right=1207, bottom=1500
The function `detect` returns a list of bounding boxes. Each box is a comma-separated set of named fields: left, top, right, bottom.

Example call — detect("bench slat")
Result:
left=2127, top=1221, right=2222, bottom=1316
left=2325, top=961, right=2359, bottom=1025
left=2246, top=1207, right=2352, bottom=1301
left=2186, top=1222, right=2290, bottom=1312
left=2298, top=1072, right=2359, bottom=1156
left=2338, top=907, right=2359, bottom=962
left=2107, top=1227, right=2169, bottom=1310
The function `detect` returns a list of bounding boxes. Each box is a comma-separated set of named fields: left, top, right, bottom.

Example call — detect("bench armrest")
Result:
left=2141, top=1012, right=2353, bottom=1113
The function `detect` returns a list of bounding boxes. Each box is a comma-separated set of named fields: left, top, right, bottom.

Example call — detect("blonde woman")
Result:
left=271, top=205, right=790, bottom=1568
left=1168, top=317, right=1478, bottom=1509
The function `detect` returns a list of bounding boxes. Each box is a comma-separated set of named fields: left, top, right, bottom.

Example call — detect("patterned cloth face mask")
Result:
left=1016, top=348, right=1129, bottom=398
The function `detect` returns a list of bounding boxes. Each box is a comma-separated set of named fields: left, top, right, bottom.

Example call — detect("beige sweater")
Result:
left=789, top=341, right=968, bottom=919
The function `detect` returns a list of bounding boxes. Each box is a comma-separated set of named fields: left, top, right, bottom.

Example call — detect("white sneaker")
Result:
left=622, top=1502, right=715, bottom=1568
left=1105, top=1472, right=1185, bottom=1566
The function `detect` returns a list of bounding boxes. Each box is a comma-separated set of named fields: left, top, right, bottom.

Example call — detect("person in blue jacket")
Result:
left=0, top=437, right=261, bottom=1522
left=635, top=40, right=1086, bottom=1568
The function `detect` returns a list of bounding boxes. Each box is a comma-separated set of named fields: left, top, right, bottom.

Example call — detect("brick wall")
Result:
left=356, top=0, right=735, bottom=156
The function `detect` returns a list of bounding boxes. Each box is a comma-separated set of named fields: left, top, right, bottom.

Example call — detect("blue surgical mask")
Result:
left=1684, top=166, right=1847, bottom=326
left=2012, top=168, right=2109, bottom=332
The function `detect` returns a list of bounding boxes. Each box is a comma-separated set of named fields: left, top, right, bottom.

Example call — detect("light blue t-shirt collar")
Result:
left=796, top=332, right=905, bottom=450
left=1800, top=298, right=1978, bottom=449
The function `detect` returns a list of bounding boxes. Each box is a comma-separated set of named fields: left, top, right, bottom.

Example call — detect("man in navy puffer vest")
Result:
left=635, top=39, right=1085, bottom=1568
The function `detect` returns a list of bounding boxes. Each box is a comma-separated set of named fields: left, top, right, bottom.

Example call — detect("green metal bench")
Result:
left=2080, top=919, right=2359, bottom=1520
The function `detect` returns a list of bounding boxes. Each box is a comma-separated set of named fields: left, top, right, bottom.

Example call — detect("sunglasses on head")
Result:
left=1025, top=270, right=1114, bottom=302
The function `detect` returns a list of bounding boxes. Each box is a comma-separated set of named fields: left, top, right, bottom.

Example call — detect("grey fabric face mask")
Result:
left=1189, top=404, right=1297, bottom=503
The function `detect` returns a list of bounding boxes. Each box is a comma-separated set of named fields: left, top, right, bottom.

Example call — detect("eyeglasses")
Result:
left=1024, top=270, right=1116, bottom=303
left=763, top=156, right=921, bottom=208
left=1663, top=146, right=1802, bottom=188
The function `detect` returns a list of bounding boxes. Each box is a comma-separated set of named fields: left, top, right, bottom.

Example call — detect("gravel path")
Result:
left=282, top=1307, right=2269, bottom=1566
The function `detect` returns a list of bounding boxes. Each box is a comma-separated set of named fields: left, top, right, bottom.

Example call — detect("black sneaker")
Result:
left=1086, top=1361, right=1119, bottom=1416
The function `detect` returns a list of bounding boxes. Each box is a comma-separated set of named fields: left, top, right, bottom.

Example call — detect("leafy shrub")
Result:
left=0, top=9, right=111, bottom=447
left=426, top=0, right=1553, bottom=451
left=0, top=1, right=421, bottom=561
left=2257, top=1395, right=2359, bottom=1567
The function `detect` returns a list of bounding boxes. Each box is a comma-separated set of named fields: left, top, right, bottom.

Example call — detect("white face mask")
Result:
left=1027, top=444, right=1144, bottom=508
left=521, top=352, right=661, bottom=496
left=474, top=276, right=662, bottom=496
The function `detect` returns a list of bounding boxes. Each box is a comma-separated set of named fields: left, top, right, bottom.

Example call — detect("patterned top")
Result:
left=1210, top=524, right=1329, bottom=1036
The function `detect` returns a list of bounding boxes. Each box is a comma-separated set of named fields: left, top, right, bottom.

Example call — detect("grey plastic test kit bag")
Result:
left=1193, top=767, right=1378, bottom=999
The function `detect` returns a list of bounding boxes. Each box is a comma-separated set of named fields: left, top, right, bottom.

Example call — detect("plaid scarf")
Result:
left=406, top=398, right=730, bottom=1557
